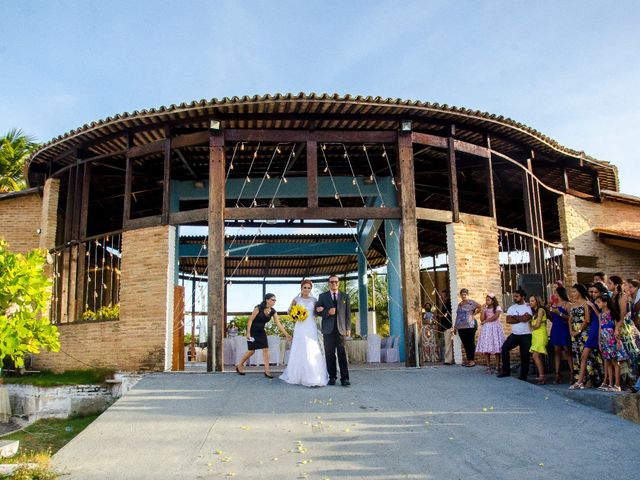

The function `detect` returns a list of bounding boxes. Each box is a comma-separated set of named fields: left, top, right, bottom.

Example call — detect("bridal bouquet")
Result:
left=290, top=304, right=309, bottom=322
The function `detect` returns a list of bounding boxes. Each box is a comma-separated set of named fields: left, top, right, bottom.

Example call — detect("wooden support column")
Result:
left=484, top=133, right=496, bottom=219
left=162, top=129, right=172, bottom=225
left=593, top=172, right=601, bottom=201
left=447, top=125, right=460, bottom=222
left=123, top=131, right=133, bottom=224
left=397, top=131, right=421, bottom=367
left=207, top=130, right=225, bottom=372
left=75, top=163, right=91, bottom=321
left=562, top=166, right=569, bottom=192
left=307, top=139, right=318, bottom=208
left=522, top=160, right=542, bottom=273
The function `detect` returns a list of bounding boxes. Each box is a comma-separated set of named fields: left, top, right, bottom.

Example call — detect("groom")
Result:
left=316, top=275, right=351, bottom=386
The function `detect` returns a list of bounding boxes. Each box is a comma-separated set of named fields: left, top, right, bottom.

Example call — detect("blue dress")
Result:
left=585, top=304, right=600, bottom=349
left=549, top=305, right=571, bottom=347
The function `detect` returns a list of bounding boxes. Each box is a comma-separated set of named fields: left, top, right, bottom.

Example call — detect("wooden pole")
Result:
left=484, top=133, right=496, bottom=219
left=447, top=126, right=460, bottom=222
left=207, top=130, right=225, bottom=372
left=397, top=131, right=421, bottom=367
left=162, top=129, right=172, bottom=225
left=307, top=139, right=318, bottom=208
left=123, top=131, right=133, bottom=223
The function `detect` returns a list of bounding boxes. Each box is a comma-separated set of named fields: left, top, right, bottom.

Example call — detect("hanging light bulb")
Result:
left=230, top=163, right=234, bottom=170
left=291, top=148, right=296, bottom=157
left=324, top=166, right=329, bottom=173
left=240, top=143, right=245, bottom=151
left=391, top=178, right=396, bottom=186
left=380, top=202, right=385, bottom=208
left=352, top=178, right=357, bottom=185
left=276, top=147, right=281, bottom=154
left=252, top=199, right=257, bottom=207
left=225, top=251, right=230, bottom=257
left=389, top=230, right=394, bottom=236
left=334, top=193, right=339, bottom=200
left=343, top=152, right=348, bottom=159
left=253, top=149, right=258, bottom=158
left=246, top=176, right=251, bottom=183
left=369, top=174, right=374, bottom=181
left=382, top=150, right=387, bottom=158
left=270, top=203, right=275, bottom=208
left=244, top=255, right=249, bottom=262
left=362, top=145, right=367, bottom=152
left=322, top=144, right=326, bottom=150
left=265, top=172, right=271, bottom=179
left=203, top=243, right=207, bottom=250
left=282, top=177, right=288, bottom=183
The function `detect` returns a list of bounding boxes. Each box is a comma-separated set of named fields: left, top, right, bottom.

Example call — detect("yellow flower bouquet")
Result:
left=290, top=304, right=309, bottom=322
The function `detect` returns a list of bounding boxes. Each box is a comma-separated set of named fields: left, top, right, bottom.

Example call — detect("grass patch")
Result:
left=1, top=369, right=113, bottom=387
left=0, top=415, right=99, bottom=479
left=0, top=414, right=99, bottom=459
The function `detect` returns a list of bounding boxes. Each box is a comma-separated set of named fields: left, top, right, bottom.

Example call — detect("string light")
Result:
left=265, top=173, right=271, bottom=179
left=240, top=143, right=245, bottom=151
left=324, top=166, right=329, bottom=173
left=230, top=163, right=234, bottom=170
left=246, top=176, right=251, bottom=183
left=352, top=178, right=357, bottom=185
left=282, top=177, right=288, bottom=183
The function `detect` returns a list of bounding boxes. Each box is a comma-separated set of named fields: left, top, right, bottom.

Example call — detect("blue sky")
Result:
left=2, top=1, right=639, bottom=312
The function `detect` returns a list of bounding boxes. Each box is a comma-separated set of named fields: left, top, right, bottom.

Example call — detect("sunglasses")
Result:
left=302, top=286, right=312, bottom=290
left=329, top=280, right=339, bottom=284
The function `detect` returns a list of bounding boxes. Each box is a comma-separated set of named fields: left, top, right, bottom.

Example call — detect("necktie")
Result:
left=333, top=293, right=338, bottom=308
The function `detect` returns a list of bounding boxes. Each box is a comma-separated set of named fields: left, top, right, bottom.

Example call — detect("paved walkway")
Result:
left=52, top=367, right=639, bottom=479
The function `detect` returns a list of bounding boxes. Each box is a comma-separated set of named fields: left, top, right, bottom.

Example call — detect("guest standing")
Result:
left=549, top=286, right=572, bottom=384
left=454, top=288, right=481, bottom=367
left=235, top=293, right=291, bottom=378
left=529, top=296, right=549, bottom=384
left=497, top=289, right=533, bottom=380
left=476, top=294, right=505, bottom=374
left=568, top=284, right=602, bottom=389
left=595, top=293, right=628, bottom=392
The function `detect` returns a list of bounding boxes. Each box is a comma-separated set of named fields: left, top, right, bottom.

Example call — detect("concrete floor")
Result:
left=52, top=366, right=640, bottom=479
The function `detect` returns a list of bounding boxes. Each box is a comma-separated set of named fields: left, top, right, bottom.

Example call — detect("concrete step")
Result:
left=0, top=440, right=19, bottom=458
left=542, top=383, right=640, bottom=423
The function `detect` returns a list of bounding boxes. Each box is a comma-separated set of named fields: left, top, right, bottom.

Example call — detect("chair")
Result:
left=380, top=336, right=389, bottom=362
left=385, top=335, right=400, bottom=363
left=233, top=336, right=248, bottom=365
left=367, top=334, right=382, bottom=363
left=223, top=338, right=236, bottom=365
left=267, top=335, right=280, bottom=365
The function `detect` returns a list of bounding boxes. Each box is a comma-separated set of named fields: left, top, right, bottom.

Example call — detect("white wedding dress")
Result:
left=279, top=295, right=329, bottom=387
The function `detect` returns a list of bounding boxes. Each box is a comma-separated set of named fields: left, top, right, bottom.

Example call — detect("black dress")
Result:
left=248, top=307, right=275, bottom=350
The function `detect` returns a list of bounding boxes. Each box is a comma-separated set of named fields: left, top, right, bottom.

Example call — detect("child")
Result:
left=595, top=294, right=628, bottom=392
left=476, top=294, right=505, bottom=373
left=529, top=296, right=549, bottom=384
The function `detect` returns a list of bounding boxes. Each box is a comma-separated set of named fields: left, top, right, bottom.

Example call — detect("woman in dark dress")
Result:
left=235, top=293, right=291, bottom=378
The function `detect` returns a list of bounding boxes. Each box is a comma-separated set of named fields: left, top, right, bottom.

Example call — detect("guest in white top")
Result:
left=497, top=289, right=533, bottom=380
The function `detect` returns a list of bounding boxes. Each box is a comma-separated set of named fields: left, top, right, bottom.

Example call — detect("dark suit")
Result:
left=317, top=290, right=350, bottom=382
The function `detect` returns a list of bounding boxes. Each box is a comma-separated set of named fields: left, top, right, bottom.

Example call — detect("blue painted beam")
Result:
left=171, top=177, right=396, bottom=206
left=385, top=219, right=405, bottom=361
left=179, top=241, right=359, bottom=258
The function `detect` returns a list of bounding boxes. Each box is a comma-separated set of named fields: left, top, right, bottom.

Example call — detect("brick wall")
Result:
left=0, top=191, right=42, bottom=253
left=39, top=178, right=60, bottom=251
left=558, top=195, right=640, bottom=284
left=33, top=225, right=176, bottom=372
left=446, top=218, right=505, bottom=363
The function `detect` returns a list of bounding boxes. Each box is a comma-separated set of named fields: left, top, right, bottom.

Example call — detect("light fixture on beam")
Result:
left=400, top=120, right=412, bottom=133
left=209, top=119, right=222, bottom=133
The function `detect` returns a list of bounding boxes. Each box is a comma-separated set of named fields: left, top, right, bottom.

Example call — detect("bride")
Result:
left=279, top=279, right=329, bottom=387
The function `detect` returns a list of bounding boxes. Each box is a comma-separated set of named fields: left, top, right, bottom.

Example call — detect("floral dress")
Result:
left=619, top=300, right=640, bottom=379
left=599, top=310, right=629, bottom=362
left=420, top=312, right=440, bottom=363
left=569, top=304, right=603, bottom=385
left=476, top=306, right=505, bottom=354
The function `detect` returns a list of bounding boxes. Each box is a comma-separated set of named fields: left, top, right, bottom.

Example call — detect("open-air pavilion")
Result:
left=4, top=93, right=638, bottom=373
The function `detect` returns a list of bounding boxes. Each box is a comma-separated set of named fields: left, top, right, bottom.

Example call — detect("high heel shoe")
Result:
left=536, top=377, right=546, bottom=385
left=264, top=372, right=274, bottom=379
left=235, top=365, right=245, bottom=376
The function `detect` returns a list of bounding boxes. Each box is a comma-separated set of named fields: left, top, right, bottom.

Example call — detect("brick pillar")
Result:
left=120, top=225, right=176, bottom=371
left=446, top=218, right=502, bottom=364
left=557, top=195, right=578, bottom=286
left=39, top=178, right=60, bottom=251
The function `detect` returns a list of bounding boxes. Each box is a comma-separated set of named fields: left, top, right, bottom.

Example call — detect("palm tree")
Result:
left=0, top=129, right=38, bottom=192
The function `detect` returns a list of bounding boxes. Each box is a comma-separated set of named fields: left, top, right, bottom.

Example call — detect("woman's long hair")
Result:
left=258, top=293, right=276, bottom=310
left=572, top=283, right=589, bottom=300
left=556, top=286, right=570, bottom=302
